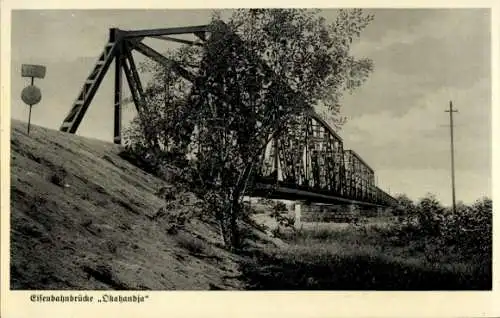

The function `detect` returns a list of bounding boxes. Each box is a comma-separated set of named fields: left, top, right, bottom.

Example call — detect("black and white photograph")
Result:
left=2, top=4, right=495, bottom=300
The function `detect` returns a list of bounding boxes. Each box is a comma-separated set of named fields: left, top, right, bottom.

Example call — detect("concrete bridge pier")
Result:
left=377, top=207, right=384, bottom=216
left=294, top=202, right=302, bottom=228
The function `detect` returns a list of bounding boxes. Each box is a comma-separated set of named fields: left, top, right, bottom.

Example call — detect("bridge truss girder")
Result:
left=259, top=111, right=346, bottom=195
left=257, top=111, right=396, bottom=206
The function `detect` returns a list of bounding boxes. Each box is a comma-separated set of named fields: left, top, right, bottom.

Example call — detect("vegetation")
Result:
left=269, top=201, right=296, bottom=237
left=390, top=193, right=492, bottom=263
left=239, top=194, right=492, bottom=290
left=123, top=9, right=374, bottom=249
left=242, top=195, right=492, bottom=290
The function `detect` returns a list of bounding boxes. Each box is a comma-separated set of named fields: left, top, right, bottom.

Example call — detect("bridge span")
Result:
left=248, top=110, right=396, bottom=207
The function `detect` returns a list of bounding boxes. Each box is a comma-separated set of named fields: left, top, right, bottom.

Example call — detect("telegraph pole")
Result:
left=445, top=101, right=458, bottom=214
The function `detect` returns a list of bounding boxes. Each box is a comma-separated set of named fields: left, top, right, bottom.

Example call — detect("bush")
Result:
left=441, top=197, right=492, bottom=258
left=393, top=193, right=415, bottom=217
left=152, top=188, right=204, bottom=234
left=270, top=202, right=296, bottom=234
left=414, top=194, right=445, bottom=236
left=388, top=194, right=492, bottom=261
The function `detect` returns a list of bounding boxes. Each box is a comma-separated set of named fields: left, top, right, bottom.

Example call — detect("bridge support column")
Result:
left=377, top=207, right=383, bottom=217
left=294, top=203, right=301, bottom=228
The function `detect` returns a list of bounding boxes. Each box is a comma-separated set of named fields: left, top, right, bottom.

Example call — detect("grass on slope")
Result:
left=9, top=120, right=249, bottom=290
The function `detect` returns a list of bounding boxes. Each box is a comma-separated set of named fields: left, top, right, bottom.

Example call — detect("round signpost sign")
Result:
left=21, top=85, right=42, bottom=105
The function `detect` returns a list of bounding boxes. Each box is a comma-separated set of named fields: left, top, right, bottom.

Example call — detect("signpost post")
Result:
left=21, top=64, right=46, bottom=134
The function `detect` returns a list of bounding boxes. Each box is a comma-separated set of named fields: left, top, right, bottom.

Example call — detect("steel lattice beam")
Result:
left=129, top=41, right=196, bottom=83
left=150, top=35, right=204, bottom=47
left=122, top=25, right=209, bottom=39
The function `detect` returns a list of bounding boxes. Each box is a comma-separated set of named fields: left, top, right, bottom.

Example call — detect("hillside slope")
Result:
left=9, top=120, right=267, bottom=290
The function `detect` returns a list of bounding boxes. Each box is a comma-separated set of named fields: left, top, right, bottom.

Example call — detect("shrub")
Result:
left=152, top=189, right=204, bottom=234
left=441, top=197, right=492, bottom=258
left=270, top=202, right=296, bottom=234
left=393, top=193, right=415, bottom=217
left=387, top=194, right=492, bottom=261
left=413, top=193, right=445, bottom=236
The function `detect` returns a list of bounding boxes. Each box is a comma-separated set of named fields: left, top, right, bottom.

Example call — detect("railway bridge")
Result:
left=58, top=22, right=397, bottom=208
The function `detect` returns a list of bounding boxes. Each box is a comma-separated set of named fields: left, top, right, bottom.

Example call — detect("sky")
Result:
left=9, top=9, right=492, bottom=205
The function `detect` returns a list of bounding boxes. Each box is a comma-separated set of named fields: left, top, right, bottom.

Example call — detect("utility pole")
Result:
left=445, top=101, right=458, bottom=214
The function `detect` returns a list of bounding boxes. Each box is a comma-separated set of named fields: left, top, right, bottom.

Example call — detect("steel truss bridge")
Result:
left=59, top=21, right=397, bottom=208
left=253, top=111, right=396, bottom=207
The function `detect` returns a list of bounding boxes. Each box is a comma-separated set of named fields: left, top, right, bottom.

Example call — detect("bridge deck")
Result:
left=251, top=183, right=388, bottom=208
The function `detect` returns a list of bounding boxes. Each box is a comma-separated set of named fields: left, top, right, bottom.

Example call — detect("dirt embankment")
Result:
left=9, top=120, right=276, bottom=290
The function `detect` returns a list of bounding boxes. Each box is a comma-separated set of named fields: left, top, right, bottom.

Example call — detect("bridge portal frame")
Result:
left=59, top=25, right=209, bottom=144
